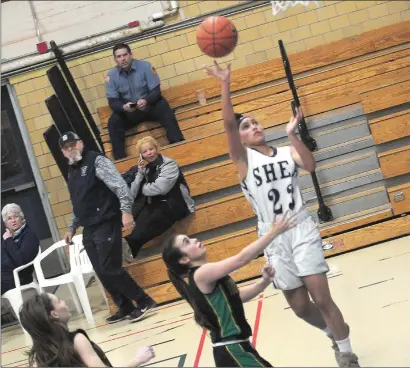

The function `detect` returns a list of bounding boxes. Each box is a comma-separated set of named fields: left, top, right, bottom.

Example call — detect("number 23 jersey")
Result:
left=241, top=146, right=305, bottom=223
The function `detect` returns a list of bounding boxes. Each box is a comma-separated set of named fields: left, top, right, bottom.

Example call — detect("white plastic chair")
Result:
left=2, top=247, right=42, bottom=334
left=33, top=238, right=95, bottom=324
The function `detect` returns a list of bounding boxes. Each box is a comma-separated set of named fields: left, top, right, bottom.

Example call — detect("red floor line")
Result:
left=193, top=328, right=207, bottom=368
left=251, top=293, right=264, bottom=348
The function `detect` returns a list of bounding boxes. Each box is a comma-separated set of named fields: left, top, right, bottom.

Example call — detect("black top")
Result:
left=69, top=329, right=112, bottom=367
left=1, top=224, right=39, bottom=284
left=68, top=150, right=120, bottom=227
left=188, top=267, right=252, bottom=344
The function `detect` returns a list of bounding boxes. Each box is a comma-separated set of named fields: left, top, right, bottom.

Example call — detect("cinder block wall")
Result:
left=9, top=0, right=410, bottom=238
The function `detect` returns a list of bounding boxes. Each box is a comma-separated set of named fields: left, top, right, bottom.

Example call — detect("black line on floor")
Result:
left=382, top=299, right=408, bottom=308
left=358, top=278, right=394, bottom=289
left=153, top=324, right=185, bottom=336
left=179, top=312, right=194, bottom=316
left=151, top=319, right=166, bottom=324
left=151, top=338, right=175, bottom=347
left=108, top=329, right=131, bottom=337
left=378, top=251, right=410, bottom=261
left=328, top=273, right=343, bottom=279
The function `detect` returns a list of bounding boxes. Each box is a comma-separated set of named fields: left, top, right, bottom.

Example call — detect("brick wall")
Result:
left=9, top=0, right=410, bottom=238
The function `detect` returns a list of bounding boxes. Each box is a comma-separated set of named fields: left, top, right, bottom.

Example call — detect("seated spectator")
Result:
left=124, top=137, right=195, bottom=258
left=20, top=293, right=155, bottom=367
left=105, top=42, right=184, bottom=160
left=1, top=203, right=39, bottom=295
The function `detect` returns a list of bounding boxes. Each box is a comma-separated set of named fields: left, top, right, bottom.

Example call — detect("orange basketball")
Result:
left=196, top=16, right=238, bottom=58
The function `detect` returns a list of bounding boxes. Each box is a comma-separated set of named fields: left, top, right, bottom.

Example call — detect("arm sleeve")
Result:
left=95, top=156, right=133, bottom=213
left=130, top=172, right=144, bottom=199
left=68, top=214, right=81, bottom=233
left=105, top=73, right=119, bottom=99
left=144, top=85, right=161, bottom=105
left=142, top=160, right=179, bottom=196
left=4, top=231, right=39, bottom=266
left=144, top=62, right=161, bottom=91
left=108, top=98, right=124, bottom=113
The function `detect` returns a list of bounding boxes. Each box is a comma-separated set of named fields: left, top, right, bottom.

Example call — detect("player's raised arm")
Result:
left=205, top=61, right=248, bottom=177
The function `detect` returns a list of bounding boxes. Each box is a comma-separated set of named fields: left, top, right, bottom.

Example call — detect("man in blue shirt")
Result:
left=105, top=43, right=184, bottom=160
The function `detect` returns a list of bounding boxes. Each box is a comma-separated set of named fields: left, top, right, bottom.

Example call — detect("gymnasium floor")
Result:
left=2, top=235, right=409, bottom=367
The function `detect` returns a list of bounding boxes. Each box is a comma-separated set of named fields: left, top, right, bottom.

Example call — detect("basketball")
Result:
left=196, top=16, right=238, bottom=58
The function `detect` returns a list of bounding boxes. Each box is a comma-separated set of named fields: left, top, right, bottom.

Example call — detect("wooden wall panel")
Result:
left=162, top=21, right=410, bottom=109
left=379, top=145, right=410, bottom=178
left=361, top=79, right=410, bottom=114
left=369, top=109, right=410, bottom=144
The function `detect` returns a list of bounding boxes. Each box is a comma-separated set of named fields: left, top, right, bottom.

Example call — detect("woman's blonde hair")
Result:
left=135, top=136, right=160, bottom=157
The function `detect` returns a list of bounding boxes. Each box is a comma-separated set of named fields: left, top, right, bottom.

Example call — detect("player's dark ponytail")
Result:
left=162, top=236, right=212, bottom=330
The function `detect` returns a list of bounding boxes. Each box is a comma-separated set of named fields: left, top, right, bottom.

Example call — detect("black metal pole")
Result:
left=279, top=40, right=317, bottom=152
left=50, top=40, right=105, bottom=154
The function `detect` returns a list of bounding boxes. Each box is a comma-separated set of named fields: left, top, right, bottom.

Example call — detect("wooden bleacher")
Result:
left=96, top=21, right=410, bottom=313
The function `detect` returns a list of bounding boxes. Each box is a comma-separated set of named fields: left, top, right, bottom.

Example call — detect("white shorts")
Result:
left=258, top=209, right=329, bottom=291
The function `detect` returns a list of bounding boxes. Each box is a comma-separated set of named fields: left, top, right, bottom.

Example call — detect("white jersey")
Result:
left=241, top=146, right=306, bottom=223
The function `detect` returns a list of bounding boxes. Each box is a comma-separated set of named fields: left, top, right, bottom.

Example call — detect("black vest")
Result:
left=68, top=150, right=120, bottom=227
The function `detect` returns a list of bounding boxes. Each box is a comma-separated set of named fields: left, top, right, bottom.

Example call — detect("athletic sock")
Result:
left=323, top=327, right=333, bottom=338
left=336, top=336, right=353, bottom=353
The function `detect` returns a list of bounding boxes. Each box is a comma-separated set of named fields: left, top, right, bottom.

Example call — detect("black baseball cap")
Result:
left=59, top=131, right=80, bottom=148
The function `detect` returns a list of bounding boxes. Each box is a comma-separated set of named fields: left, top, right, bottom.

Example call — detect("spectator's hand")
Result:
left=137, top=99, right=147, bottom=110
left=134, top=346, right=155, bottom=366
left=204, top=60, right=231, bottom=82
left=122, top=212, right=135, bottom=232
left=138, top=157, right=147, bottom=174
left=64, top=231, right=74, bottom=245
left=3, top=229, right=12, bottom=240
left=123, top=102, right=137, bottom=113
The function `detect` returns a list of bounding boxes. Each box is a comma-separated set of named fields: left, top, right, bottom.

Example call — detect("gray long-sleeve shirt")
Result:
left=68, top=155, right=133, bottom=233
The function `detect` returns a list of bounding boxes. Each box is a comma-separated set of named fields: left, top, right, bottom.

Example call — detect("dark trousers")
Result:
left=213, top=341, right=272, bottom=367
left=126, top=202, right=176, bottom=258
left=108, top=97, right=184, bottom=160
left=83, top=218, right=151, bottom=311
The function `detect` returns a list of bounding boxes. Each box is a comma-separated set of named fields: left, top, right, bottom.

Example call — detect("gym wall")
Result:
left=7, top=0, right=410, bottom=238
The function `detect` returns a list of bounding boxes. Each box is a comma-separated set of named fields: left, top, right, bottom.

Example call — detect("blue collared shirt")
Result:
left=105, top=59, right=160, bottom=102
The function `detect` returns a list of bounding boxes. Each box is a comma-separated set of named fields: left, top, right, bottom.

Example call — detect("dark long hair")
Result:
left=162, top=236, right=212, bottom=330
left=20, top=293, right=85, bottom=367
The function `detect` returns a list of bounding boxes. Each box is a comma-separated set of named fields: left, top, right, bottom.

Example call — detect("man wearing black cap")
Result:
left=60, top=131, right=156, bottom=323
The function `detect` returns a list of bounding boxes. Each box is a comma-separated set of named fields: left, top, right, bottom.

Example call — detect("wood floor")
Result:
left=2, top=236, right=409, bottom=367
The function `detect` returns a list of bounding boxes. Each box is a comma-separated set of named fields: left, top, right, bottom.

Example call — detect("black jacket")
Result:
left=68, top=150, right=120, bottom=226
left=1, top=224, right=39, bottom=285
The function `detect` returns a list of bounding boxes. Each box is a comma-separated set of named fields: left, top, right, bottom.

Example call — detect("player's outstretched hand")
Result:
left=270, top=212, right=297, bottom=235
left=134, top=346, right=155, bottom=366
left=204, top=60, right=231, bottom=81
left=286, top=106, right=304, bottom=136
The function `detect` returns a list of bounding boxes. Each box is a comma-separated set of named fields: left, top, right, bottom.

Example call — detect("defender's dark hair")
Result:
left=20, top=293, right=85, bottom=367
left=162, top=236, right=212, bottom=330
left=113, top=43, right=131, bottom=56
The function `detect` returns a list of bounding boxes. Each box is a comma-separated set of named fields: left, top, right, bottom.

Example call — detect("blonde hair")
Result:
left=135, top=136, right=160, bottom=157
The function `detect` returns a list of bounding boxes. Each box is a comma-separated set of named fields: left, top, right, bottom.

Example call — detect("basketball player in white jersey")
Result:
left=206, top=61, right=360, bottom=368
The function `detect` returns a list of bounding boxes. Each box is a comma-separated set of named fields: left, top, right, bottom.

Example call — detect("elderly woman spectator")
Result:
left=123, top=136, right=195, bottom=258
left=1, top=203, right=40, bottom=295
